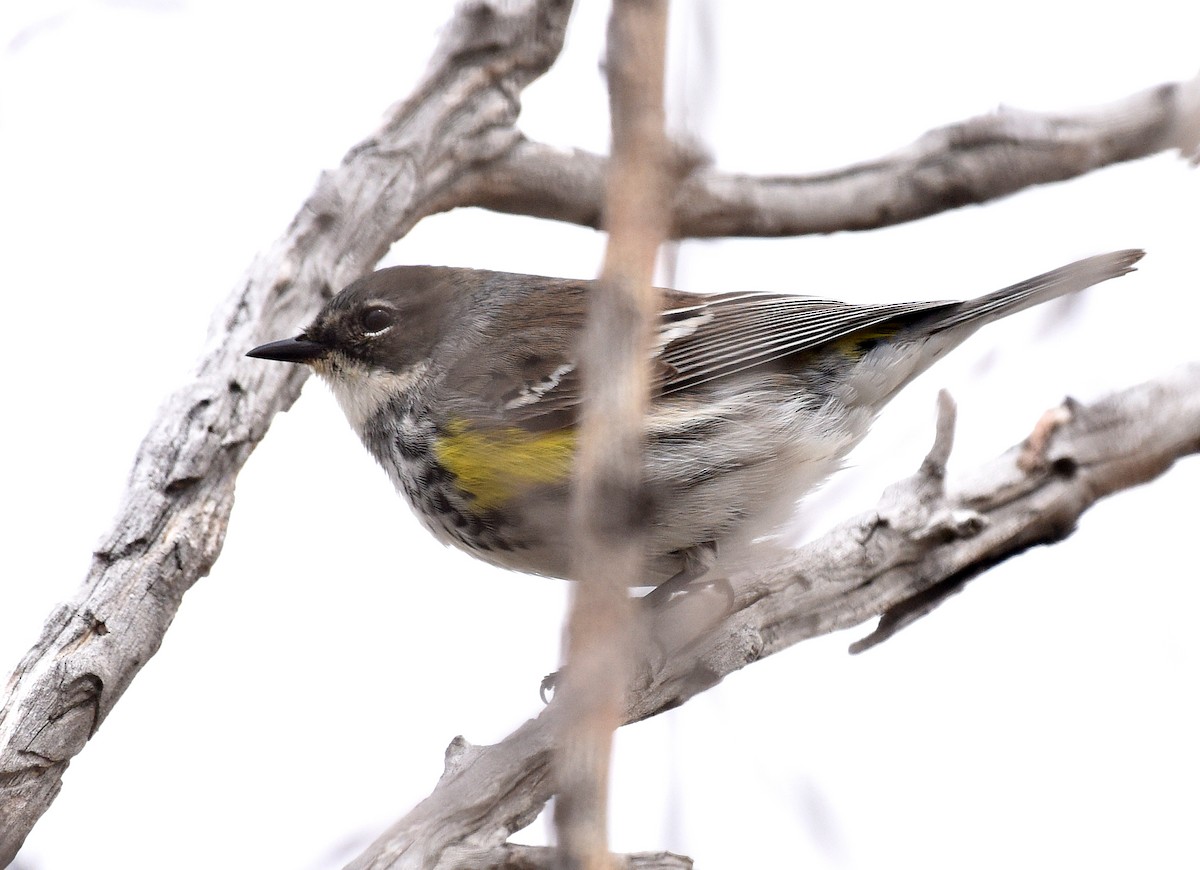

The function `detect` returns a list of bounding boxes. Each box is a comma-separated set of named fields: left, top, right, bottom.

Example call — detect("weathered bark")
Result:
left=2, top=0, right=1197, bottom=864
left=0, top=0, right=574, bottom=858
left=459, top=76, right=1200, bottom=236
left=346, top=364, right=1200, bottom=869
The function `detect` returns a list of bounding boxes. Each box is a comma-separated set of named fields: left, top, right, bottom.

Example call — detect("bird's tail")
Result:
left=931, top=249, right=1144, bottom=333
left=862, top=248, right=1145, bottom=409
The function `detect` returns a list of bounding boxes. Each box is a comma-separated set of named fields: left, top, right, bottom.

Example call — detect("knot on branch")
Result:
left=443, top=735, right=483, bottom=777
left=912, top=508, right=987, bottom=543
left=1018, top=401, right=1075, bottom=473
left=441, top=0, right=571, bottom=70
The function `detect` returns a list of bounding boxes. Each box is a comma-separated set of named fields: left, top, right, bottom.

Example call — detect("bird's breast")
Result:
left=431, top=420, right=575, bottom=511
left=363, top=407, right=572, bottom=573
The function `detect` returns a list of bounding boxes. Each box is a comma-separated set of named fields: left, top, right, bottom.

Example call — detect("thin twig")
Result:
left=554, top=2, right=672, bottom=868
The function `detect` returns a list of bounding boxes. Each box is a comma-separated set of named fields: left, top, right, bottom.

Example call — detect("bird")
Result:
left=247, top=250, right=1142, bottom=599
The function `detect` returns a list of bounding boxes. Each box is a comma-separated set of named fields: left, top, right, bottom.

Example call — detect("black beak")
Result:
left=246, top=336, right=329, bottom=363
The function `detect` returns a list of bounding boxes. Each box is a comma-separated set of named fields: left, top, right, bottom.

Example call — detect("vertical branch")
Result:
left=554, top=1, right=672, bottom=868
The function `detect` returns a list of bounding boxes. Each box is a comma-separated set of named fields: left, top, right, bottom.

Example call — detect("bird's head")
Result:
left=247, top=266, right=471, bottom=429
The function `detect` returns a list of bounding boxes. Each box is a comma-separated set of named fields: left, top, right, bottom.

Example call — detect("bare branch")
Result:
left=495, top=844, right=692, bottom=869
left=347, top=364, right=1200, bottom=867
left=458, top=74, right=1200, bottom=235
left=3, top=0, right=1195, bottom=862
left=0, top=0, right=573, bottom=858
left=555, top=1, right=672, bottom=867
left=659, top=363, right=1200, bottom=679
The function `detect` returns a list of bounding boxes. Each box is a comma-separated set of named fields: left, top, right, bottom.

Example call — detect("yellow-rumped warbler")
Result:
left=248, top=250, right=1141, bottom=596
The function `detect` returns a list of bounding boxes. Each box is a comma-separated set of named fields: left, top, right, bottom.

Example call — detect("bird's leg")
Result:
left=539, top=542, right=725, bottom=703
left=642, top=541, right=719, bottom=607
left=637, top=542, right=735, bottom=684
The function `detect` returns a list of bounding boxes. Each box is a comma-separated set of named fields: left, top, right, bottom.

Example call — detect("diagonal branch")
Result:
left=0, top=0, right=574, bottom=858
left=455, top=74, right=1200, bottom=235
left=3, top=0, right=1197, bottom=862
left=346, top=363, right=1200, bottom=868
left=495, top=844, right=692, bottom=869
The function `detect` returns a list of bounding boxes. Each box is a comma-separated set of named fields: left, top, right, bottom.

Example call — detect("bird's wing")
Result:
left=478, top=286, right=953, bottom=428
left=653, top=291, right=952, bottom=394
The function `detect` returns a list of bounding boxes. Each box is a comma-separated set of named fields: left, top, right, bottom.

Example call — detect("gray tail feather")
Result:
left=933, top=249, right=1144, bottom=332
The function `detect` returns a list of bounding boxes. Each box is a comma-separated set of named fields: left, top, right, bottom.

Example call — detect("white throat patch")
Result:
left=313, top=354, right=428, bottom=434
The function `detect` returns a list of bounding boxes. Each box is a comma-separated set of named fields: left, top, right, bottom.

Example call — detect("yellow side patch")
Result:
left=433, top=419, right=576, bottom=510
left=831, top=325, right=898, bottom=360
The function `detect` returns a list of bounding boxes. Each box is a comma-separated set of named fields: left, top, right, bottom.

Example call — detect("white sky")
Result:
left=2, top=1, right=1198, bottom=868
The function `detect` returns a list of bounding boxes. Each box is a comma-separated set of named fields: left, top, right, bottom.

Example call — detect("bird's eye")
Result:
left=360, top=306, right=395, bottom=335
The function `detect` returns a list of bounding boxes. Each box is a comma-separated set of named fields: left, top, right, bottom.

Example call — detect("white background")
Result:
left=2, top=1, right=1198, bottom=867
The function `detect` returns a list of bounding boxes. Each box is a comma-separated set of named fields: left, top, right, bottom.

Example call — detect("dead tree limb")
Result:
left=1, top=0, right=1197, bottom=863
left=456, top=75, right=1200, bottom=235
left=345, top=364, right=1200, bottom=869
left=494, top=844, right=692, bottom=869
left=0, top=0, right=573, bottom=858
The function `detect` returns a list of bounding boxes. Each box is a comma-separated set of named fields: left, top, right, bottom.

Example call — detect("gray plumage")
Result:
left=248, top=249, right=1143, bottom=589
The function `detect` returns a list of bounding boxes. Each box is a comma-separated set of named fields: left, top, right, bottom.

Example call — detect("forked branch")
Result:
left=347, top=365, right=1200, bottom=869
left=1, top=0, right=1197, bottom=864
